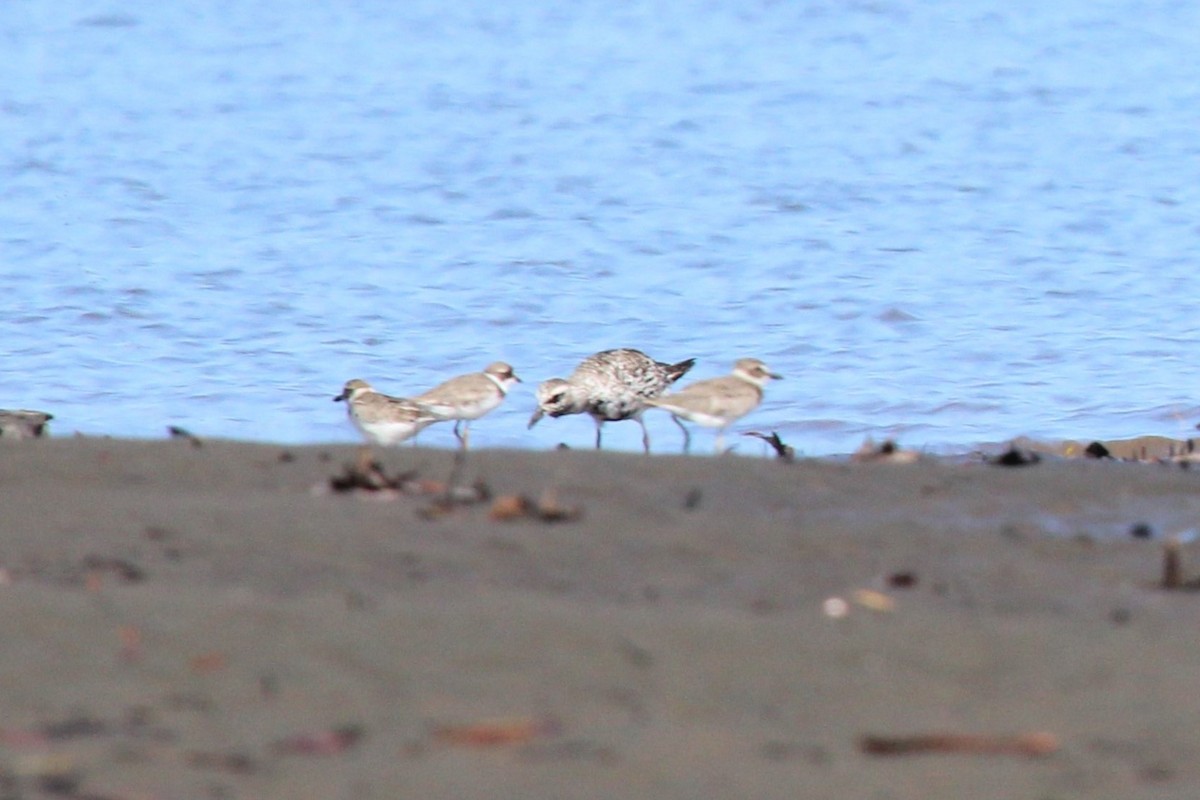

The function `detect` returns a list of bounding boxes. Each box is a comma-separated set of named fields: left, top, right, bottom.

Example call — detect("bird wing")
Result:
left=415, top=375, right=493, bottom=416
left=655, top=378, right=760, bottom=417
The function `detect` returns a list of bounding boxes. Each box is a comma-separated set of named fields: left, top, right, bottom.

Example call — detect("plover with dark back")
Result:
left=528, top=348, right=695, bottom=453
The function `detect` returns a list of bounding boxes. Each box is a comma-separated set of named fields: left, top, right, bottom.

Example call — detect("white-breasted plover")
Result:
left=334, top=379, right=436, bottom=446
left=414, top=361, right=520, bottom=450
left=644, top=358, right=782, bottom=454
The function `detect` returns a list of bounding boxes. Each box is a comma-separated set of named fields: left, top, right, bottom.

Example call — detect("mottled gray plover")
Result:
left=333, top=379, right=436, bottom=446
left=528, top=348, right=695, bottom=453
left=644, top=357, right=782, bottom=454
left=414, top=361, right=521, bottom=450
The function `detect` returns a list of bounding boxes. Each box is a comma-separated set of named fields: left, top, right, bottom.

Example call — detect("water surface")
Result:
left=4, top=1, right=1199, bottom=454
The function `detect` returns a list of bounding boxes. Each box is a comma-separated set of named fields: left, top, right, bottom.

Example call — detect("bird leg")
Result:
left=453, top=420, right=470, bottom=450
left=672, top=416, right=691, bottom=455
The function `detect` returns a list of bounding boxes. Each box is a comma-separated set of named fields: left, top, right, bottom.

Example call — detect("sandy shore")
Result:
left=3, top=436, right=1200, bottom=798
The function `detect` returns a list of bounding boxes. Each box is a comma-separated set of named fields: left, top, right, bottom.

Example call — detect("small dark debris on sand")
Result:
left=327, top=448, right=420, bottom=494
left=1129, top=522, right=1154, bottom=539
left=167, top=425, right=203, bottom=448
left=323, top=449, right=491, bottom=515
left=743, top=431, right=795, bottom=462
left=83, top=555, right=146, bottom=584
left=186, top=750, right=260, bottom=775
left=1158, top=536, right=1200, bottom=591
left=34, top=707, right=176, bottom=744
left=325, top=448, right=581, bottom=523
left=988, top=444, right=1041, bottom=467
left=860, top=731, right=1059, bottom=758
left=852, top=438, right=920, bottom=464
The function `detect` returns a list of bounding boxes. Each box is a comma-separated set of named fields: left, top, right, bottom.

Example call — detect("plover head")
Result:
left=334, top=378, right=374, bottom=402
left=528, top=378, right=588, bottom=427
left=732, top=358, right=783, bottom=388
left=483, top=361, right=522, bottom=391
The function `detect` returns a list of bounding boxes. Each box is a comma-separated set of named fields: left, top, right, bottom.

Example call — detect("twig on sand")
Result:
left=167, top=425, right=203, bottom=448
left=1163, top=538, right=1182, bottom=589
left=743, top=431, right=795, bottom=462
left=1160, top=536, right=1194, bottom=590
left=859, top=731, right=1059, bottom=758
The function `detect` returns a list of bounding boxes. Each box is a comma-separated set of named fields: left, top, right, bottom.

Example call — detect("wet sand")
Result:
left=3, top=436, right=1200, bottom=798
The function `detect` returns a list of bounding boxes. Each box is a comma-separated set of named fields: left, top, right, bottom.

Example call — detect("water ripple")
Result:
left=4, top=1, right=1200, bottom=452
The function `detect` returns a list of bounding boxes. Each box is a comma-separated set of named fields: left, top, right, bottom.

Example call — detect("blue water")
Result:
left=4, top=1, right=1200, bottom=454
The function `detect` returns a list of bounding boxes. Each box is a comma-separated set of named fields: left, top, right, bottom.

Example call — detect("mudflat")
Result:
left=2, top=436, right=1200, bottom=799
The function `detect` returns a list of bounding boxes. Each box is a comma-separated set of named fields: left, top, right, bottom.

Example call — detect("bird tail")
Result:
left=663, top=357, right=696, bottom=384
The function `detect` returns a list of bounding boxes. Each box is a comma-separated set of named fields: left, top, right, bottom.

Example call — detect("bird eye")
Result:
left=550, top=392, right=565, bottom=404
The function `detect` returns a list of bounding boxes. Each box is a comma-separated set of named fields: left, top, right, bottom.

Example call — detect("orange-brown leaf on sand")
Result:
left=489, top=495, right=532, bottom=522
left=190, top=652, right=228, bottom=674
left=852, top=589, right=896, bottom=612
left=431, top=716, right=560, bottom=747
left=488, top=492, right=582, bottom=523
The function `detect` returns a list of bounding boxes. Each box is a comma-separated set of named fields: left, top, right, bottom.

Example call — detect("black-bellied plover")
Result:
left=644, top=357, right=782, bottom=454
left=414, top=361, right=521, bottom=450
left=528, top=348, right=695, bottom=453
left=333, top=379, right=436, bottom=446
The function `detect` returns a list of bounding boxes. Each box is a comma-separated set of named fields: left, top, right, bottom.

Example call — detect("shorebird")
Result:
left=644, top=357, right=782, bottom=454
left=0, top=409, right=53, bottom=440
left=333, top=379, right=436, bottom=446
left=414, top=361, right=521, bottom=450
left=528, top=348, right=695, bottom=453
